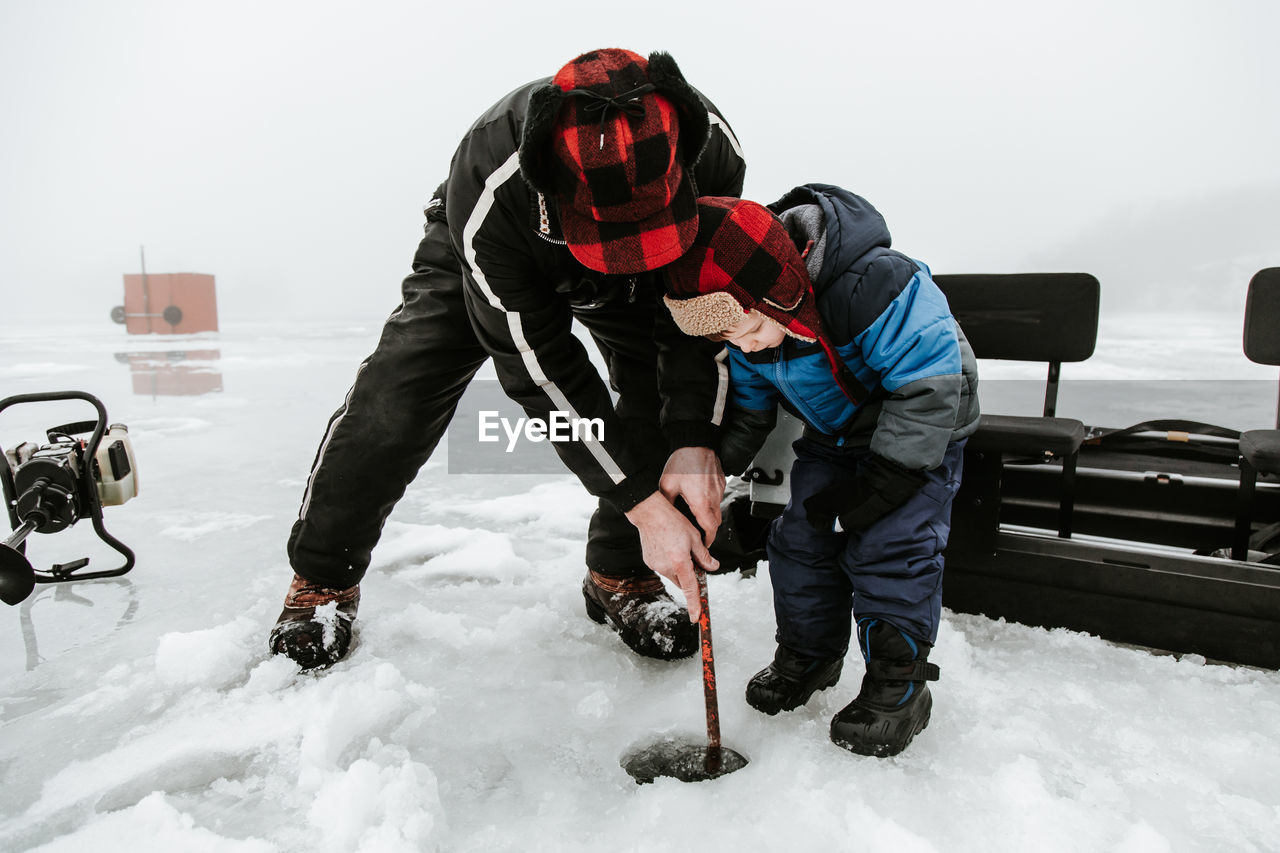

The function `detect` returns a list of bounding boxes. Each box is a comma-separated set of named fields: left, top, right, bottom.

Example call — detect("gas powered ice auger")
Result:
left=0, top=392, right=138, bottom=605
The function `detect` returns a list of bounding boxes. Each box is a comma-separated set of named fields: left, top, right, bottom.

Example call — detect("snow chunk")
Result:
left=23, top=792, right=275, bottom=853
left=1113, top=822, right=1173, bottom=853
left=124, top=416, right=213, bottom=439
left=372, top=523, right=531, bottom=581
left=297, top=663, right=424, bottom=782
left=574, top=688, right=612, bottom=721
left=1, top=362, right=88, bottom=377
left=155, top=617, right=256, bottom=689
left=306, top=751, right=445, bottom=853
left=157, top=512, right=272, bottom=541
left=447, top=480, right=596, bottom=532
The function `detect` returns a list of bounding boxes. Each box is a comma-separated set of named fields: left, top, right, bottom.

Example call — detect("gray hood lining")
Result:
left=778, top=203, right=827, bottom=282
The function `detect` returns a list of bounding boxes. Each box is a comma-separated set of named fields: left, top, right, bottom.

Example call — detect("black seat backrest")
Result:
left=1245, top=268, right=1280, bottom=368
left=934, top=273, right=1101, bottom=418
left=1245, top=268, right=1280, bottom=430
left=933, top=273, right=1101, bottom=363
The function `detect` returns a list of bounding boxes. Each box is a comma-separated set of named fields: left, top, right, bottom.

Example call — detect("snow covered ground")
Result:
left=1, top=316, right=1279, bottom=853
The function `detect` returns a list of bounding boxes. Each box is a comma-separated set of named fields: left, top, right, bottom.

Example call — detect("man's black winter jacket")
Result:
left=441, top=80, right=747, bottom=510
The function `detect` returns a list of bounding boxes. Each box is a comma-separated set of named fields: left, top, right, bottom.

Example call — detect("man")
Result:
left=270, top=48, right=747, bottom=670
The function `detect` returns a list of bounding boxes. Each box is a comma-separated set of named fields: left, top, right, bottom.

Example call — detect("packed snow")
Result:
left=1, top=318, right=1278, bottom=853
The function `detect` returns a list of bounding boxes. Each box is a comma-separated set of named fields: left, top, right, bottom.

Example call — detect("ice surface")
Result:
left=0, top=320, right=1278, bottom=852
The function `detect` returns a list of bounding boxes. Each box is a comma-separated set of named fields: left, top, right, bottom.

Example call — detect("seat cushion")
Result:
left=1241, top=429, right=1280, bottom=475
left=966, top=414, right=1087, bottom=457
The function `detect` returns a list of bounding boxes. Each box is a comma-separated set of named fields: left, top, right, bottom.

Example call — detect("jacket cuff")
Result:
left=663, top=419, right=720, bottom=451
left=599, top=466, right=663, bottom=514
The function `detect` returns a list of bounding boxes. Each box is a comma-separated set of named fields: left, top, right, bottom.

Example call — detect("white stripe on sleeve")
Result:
left=462, top=152, right=627, bottom=484
left=707, top=112, right=744, bottom=161
left=711, top=347, right=729, bottom=426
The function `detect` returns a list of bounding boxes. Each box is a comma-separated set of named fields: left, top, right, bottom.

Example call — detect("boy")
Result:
left=662, top=186, right=979, bottom=757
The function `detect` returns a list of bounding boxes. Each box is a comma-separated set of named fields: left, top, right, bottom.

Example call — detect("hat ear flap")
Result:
left=647, top=51, right=710, bottom=165
left=520, top=82, right=568, bottom=194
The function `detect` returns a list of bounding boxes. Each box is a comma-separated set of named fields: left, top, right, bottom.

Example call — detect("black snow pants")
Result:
left=287, top=207, right=665, bottom=590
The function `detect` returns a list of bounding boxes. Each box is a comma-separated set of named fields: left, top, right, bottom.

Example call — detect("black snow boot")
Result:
left=745, top=645, right=843, bottom=715
left=829, top=619, right=939, bottom=757
left=268, top=573, right=360, bottom=670
left=582, top=570, right=697, bottom=660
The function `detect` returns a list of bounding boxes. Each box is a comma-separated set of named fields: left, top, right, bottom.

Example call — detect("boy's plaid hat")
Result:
left=664, top=197, right=867, bottom=404
left=520, top=49, right=711, bottom=274
left=662, top=197, right=822, bottom=342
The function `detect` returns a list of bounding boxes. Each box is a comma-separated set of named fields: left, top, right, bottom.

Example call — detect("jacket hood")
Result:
left=768, top=183, right=892, bottom=287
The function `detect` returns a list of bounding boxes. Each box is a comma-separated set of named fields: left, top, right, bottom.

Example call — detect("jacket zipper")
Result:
left=770, top=343, right=840, bottom=434
left=534, top=192, right=568, bottom=245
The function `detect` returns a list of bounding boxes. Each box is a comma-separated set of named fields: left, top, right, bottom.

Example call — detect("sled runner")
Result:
left=718, top=269, right=1280, bottom=669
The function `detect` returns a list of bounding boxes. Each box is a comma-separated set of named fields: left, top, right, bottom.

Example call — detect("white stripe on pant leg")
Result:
left=299, top=361, right=369, bottom=519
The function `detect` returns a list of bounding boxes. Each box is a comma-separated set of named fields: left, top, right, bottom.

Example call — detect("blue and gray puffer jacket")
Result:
left=727, top=183, right=979, bottom=472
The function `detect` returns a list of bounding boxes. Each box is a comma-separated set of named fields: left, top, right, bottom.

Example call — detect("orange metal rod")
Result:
left=697, top=568, right=722, bottom=752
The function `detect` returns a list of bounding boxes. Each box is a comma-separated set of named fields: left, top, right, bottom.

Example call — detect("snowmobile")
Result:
left=713, top=269, right=1280, bottom=670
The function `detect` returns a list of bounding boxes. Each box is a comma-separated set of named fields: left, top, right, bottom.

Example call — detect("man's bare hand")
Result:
left=658, top=446, right=726, bottom=547
left=624, top=491, right=719, bottom=621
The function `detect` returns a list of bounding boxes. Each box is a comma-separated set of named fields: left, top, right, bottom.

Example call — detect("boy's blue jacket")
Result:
left=727, top=183, right=979, bottom=471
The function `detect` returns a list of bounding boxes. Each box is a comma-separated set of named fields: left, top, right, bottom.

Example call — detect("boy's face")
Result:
left=711, top=309, right=787, bottom=353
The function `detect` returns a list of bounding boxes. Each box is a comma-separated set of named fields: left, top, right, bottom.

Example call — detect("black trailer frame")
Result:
left=734, top=269, right=1280, bottom=669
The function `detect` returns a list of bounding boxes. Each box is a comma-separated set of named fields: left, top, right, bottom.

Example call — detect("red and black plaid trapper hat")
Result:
left=664, top=197, right=866, bottom=403
left=663, top=197, right=822, bottom=342
left=520, top=49, right=712, bottom=274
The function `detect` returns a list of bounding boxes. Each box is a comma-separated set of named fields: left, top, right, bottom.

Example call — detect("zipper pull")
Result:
left=627, top=277, right=637, bottom=303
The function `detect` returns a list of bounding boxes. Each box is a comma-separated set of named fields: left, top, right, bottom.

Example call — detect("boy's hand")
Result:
left=804, top=454, right=928, bottom=533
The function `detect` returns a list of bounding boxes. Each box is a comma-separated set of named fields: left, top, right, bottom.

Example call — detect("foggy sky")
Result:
left=2, top=0, right=1278, bottom=326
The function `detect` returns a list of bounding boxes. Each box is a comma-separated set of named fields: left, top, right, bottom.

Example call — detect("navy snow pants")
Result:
left=766, top=436, right=965, bottom=658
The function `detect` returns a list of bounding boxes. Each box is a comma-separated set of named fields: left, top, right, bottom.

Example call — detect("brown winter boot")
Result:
left=582, top=569, right=697, bottom=660
left=268, top=573, right=360, bottom=670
